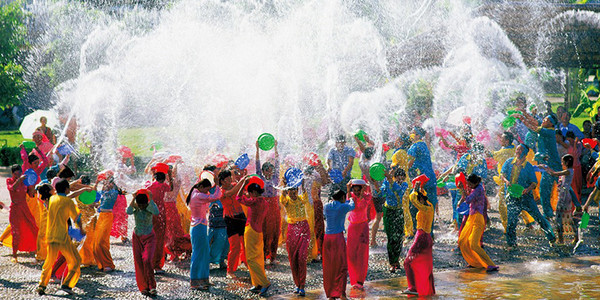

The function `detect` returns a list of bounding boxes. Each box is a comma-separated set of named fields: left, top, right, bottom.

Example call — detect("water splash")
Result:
left=21, top=0, right=572, bottom=170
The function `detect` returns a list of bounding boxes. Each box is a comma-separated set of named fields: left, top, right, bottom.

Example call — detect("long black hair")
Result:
left=185, top=179, right=212, bottom=205
left=218, top=170, right=232, bottom=186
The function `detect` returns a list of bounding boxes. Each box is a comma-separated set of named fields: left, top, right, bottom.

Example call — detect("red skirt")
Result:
left=322, top=233, right=347, bottom=298
left=347, top=221, right=369, bottom=285
left=9, top=201, right=38, bottom=252
left=110, top=194, right=128, bottom=238
left=404, top=229, right=435, bottom=296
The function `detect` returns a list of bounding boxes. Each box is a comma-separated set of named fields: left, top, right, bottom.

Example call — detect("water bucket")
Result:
left=304, top=152, right=320, bottom=167
left=455, top=172, right=466, bottom=189
left=79, top=191, right=97, bottom=205
left=502, top=117, right=516, bottom=129
left=246, top=175, right=265, bottom=190
left=23, top=141, right=36, bottom=151
left=57, top=144, right=75, bottom=155
left=580, top=212, right=590, bottom=229
left=457, top=202, right=469, bottom=215
left=369, top=163, right=386, bottom=181
left=257, top=133, right=275, bottom=151
left=508, top=184, right=525, bottom=198
left=354, top=129, right=367, bottom=142
left=284, top=167, right=303, bottom=188
left=24, top=169, right=37, bottom=186
left=328, top=169, right=343, bottom=184
left=412, top=174, right=430, bottom=188
left=582, top=138, right=598, bottom=149
left=235, top=153, right=250, bottom=170
left=68, top=226, right=85, bottom=242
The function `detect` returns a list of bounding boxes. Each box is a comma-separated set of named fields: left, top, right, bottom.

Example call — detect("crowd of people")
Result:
left=2, top=96, right=600, bottom=298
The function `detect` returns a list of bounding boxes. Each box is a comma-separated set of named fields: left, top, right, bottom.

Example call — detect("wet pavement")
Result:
left=1, top=185, right=600, bottom=299
left=272, top=256, right=600, bottom=299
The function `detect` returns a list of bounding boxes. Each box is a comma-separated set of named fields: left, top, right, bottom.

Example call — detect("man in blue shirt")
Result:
left=501, top=144, right=556, bottom=249
left=327, top=135, right=356, bottom=189
left=558, top=111, right=584, bottom=139
left=515, top=112, right=561, bottom=218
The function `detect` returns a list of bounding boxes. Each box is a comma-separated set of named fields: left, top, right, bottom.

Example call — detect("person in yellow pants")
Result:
left=237, top=177, right=271, bottom=297
left=458, top=174, right=498, bottom=272
left=37, top=179, right=89, bottom=296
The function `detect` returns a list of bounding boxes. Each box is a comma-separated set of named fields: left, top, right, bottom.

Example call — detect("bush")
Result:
left=0, top=146, right=22, bottom=166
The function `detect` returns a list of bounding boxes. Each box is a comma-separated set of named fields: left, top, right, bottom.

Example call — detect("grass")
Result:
left=0, top=130, right=31, bottom=147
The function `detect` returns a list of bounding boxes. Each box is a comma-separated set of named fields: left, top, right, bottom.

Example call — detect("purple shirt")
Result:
left=465, top=184, right=486, bottom=216
left=255, top=158, right=279, bottom=198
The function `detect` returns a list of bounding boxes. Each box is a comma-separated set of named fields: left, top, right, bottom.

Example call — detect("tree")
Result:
left=0, top=0, right=28, bottom=109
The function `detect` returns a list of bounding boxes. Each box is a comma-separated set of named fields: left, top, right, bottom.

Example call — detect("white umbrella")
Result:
left=445, top=106, right=470, bottom=127
left=19, top=110, right=60, bottom=139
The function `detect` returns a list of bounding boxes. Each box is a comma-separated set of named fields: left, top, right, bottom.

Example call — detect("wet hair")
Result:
left=57, top=165, right=75, bottom=179
left=413, top=127, right=426, bottom=138
left=398, top=133, right=411, bottom=149
left=565, top=131, right=575, bottom=140
left=562, top=154, right=574, bottom=168
left=583, top=120, right=592, bottom=129
left=467, top=174, right=482, bottom=186
left=135, top=193, right=149, bottom=205
left=36, top=183, right=53, bottom=201
left=218, top=169, right=232, bottom=186
left=393, top=168, right=406, bottom=178
left=335, top=135, right=346, bottom=143
left=261, top=162, right=274, bottom=173
left=185, top=179, right=213, bottom=205
left=46, top=168, right=58, bottom=181
left=154, top=172, right=166, bottom=182
left=80, top=175, right=91, bottom=185
left=203, top=165, right=217, bottom=172
left=502, top=131, right=514, bottom=144
left=28, top=154, right=39, bottom=164
left=10, top=164, right=21, bottom=174
left=364, top=147, right=374, bottom=160
left=55, top=179, right=70, bottom=194
left=331, top=189, right=346, bottom=201
left=247, top=183, right=264, bottom=195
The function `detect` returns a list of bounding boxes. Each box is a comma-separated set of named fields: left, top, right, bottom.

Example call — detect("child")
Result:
left=255, top=140, right=280, bottom=265
left=543, top=154, right=578, bottom=245
left=146, top=163, right=173, bottom=274
left=322, top=189, right=354, bottom=300
left=127, top=189, right=159, bottom=297
left=113, top=147, right=136, bottom=243
left=372, top=168, right=409, bottom=273
left=457, top=174, right=498, bottom=272
left=280, top=180, right=311, bottom=296
left=237, top=177, right=270, bottom=297
left=187, top=177, right=222, bottom=290
left=93, top=173, right=119, bottom=272
left=6, top=164, right=38, bottom=262
left=403, top=182, right=435, bottom=296
left=208, top=198, right=229, bottom=269
left=346, top=179, right=375, bottom=291
left=37, top=179, right=88, bottom=296
left=218, top=169, right=247, bottom=278
left=76, top=175, right=97, bottom=268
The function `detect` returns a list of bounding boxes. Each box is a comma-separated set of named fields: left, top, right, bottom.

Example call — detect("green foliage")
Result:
left=0, top=0, right=29, bottom=109
left=406, top=78, right=434, bottom=117
left=0, top=146, right=21, bottom=166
